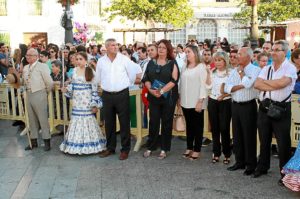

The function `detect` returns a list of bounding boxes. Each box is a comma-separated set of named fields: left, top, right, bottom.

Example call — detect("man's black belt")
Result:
left=232, top=99, right=256, bottom=105
left=103, top=88, right=128, bottom=95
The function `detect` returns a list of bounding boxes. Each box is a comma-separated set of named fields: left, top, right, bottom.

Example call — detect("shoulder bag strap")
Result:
left=263, top=66, right=272, bottom=99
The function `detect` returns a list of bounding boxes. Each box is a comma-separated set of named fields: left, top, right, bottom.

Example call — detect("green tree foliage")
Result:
left=234, top=0, right=300, bottom=24
left=105, top=0, right=193, bottom=27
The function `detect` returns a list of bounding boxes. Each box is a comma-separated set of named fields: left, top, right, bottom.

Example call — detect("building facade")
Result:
left=168, top=0, right=249, bottom=46
left=0, top=0, right=248, bottom=48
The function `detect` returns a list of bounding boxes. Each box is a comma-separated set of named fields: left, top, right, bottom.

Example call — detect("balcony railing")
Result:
left=0, top=0, right=7, bottom=16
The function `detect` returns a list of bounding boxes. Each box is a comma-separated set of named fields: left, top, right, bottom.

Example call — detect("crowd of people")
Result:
left=0, top=37, right=300, bottom=192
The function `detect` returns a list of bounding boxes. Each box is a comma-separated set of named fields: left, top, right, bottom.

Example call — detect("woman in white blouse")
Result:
left=206, top=51, right=232, bottom=164
left=179, top=45, right=208, bottom=160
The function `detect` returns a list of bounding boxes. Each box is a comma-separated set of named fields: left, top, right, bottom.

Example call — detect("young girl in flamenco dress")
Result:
left=282, top=142, right=300, bottom=191
left=60, top=52, right=106, bottom=154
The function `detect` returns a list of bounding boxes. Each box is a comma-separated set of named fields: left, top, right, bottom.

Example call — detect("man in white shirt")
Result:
left=225, top=47, right=261, bottom=175
left=254, top=40, right=297, bottom=185
left=96, top=38, right=138, bottom=160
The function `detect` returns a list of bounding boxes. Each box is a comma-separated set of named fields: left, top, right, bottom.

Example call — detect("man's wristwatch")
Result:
left=160, top=89, right=164, bottom=95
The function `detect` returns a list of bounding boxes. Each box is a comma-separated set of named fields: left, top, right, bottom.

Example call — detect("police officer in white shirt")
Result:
left=225, top=47, right=261, bottom=175
left=253, top=40, right=297, bottom=185
left=96, top=38, right=139, bottom=160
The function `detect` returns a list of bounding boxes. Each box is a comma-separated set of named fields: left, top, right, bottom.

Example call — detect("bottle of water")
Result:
left=0, top=73, right=2, bottom=83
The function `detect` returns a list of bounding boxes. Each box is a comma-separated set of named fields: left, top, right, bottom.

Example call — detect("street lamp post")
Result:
left=64, top=0, right=73, bottom=44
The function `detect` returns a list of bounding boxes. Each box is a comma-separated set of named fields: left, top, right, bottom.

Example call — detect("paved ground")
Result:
left=0, top=120, right=299, bottom=199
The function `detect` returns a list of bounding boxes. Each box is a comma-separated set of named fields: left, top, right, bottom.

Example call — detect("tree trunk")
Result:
left=250, top=0, right=259, bottom=39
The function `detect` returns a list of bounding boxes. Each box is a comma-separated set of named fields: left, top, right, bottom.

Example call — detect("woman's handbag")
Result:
left=173, top=107, right=186, bottom=132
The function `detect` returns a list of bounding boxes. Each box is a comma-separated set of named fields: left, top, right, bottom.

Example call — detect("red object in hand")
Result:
left=142, top=87, right=149, bottom=108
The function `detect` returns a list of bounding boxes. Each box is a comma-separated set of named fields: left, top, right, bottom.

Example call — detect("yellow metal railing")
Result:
left=1, top=82, right=300, bottom=151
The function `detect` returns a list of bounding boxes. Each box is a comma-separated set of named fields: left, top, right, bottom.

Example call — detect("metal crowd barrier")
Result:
left=1, top=82, right=299, bottom=151
left=0, top=83, right=32, bottom=147
left=48, top=85, right=143, bottom=152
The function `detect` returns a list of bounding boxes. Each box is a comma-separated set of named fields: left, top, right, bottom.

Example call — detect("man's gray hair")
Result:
left=105, top=38, right=116, bottom=47
left=28, top=48, right=39, bottom=56
left=244, top=47, right=253, bottom=59
left=274, top=40, right=289, bottom=52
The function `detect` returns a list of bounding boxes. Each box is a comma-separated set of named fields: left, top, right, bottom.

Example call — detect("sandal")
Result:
left=143, top=150, right=151, bottom=158
left=189, top=152, right=200, bottom=161
left=223, top=157, right=230, bottom=165
left=158, top=151, right=167, bottom=160
left=212, top=156, right=220, bottom=163
left=182, top=150, right=192, bottom=158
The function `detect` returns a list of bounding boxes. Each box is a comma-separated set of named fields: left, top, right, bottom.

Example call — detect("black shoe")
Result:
left=43, top=139, right=51, bottom=151
left=243, top=169, right=255, bottom=176
left=25, top=139, right=38, bottom=150
left=202, top=138, right=211, bottom=147
left=252, top=170, right=268, bottom=178
left=278, top=179, right=284, bottom=186
left=12, top=120, right=25, bottom=126
left=227, top=164, right=245, bottom=171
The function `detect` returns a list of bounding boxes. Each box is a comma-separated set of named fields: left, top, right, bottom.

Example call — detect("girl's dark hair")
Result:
left=76, top=52, right=92, bottom=81
left=77, top=51, right=88, bottom=61
left=19, top=44, right=28, bottom=65
left=85, top=66, right=94, bottom=82
left=157, top=39, right=175, bottom=60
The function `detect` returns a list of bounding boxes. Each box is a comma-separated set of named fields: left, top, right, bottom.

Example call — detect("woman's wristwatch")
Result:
left=160, top=89, right=164, bottom=95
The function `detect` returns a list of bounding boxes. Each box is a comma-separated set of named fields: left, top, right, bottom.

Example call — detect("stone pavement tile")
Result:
left=0, top=139, right=11, bottom=152
left=40, top=154, right=84, bottom=167
left=75, top=176, right=101, bottom=198
left=24, top=166, right=58, bottom=199
left=0, top=159, right=32, bottom=198
left=10, top=156, right=44, bottom=199
left=0, top=181, right=20, bottom=199
left=56, top=166, right=81, bottom=180
left=49, top=178, right=77, bottom=199
left=1, top=137, right=27, bottom=158
left=0, top=157, right=32, bottom=170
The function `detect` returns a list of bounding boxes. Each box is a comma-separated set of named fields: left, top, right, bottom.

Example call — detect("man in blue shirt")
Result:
left=0, top=43, right=9, bottom=77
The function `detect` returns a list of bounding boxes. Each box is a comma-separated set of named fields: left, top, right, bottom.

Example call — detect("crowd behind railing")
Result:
left=0, top=37, right=300, bottom=191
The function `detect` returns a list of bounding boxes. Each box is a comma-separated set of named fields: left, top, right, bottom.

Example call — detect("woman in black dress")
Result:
left=142, top=39, right=180, bottom=159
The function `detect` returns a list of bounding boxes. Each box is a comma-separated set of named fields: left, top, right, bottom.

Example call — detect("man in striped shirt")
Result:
left=225, top=47, right=261, bottom=176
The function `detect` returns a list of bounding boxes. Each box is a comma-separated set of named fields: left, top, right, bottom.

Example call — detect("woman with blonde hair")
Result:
left=180, top=45, right=208, bottom=160
left=12, top=48, right=22, bottom=69
left=206, top=51, right=232, bottom=164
